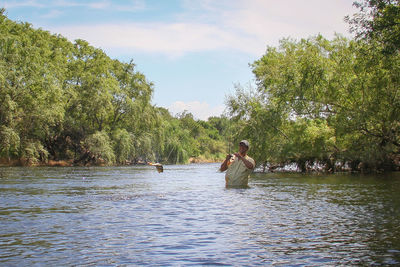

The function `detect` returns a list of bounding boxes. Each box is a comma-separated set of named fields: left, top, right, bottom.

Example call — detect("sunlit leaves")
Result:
left=0, top=10, right=243, bottom=166
left=228, top=32, right=400, bottom=172
left=346, top=0, right=400, bottom=54
left=0, top=126, right=20, bottom=159
left=82, top=131, right=115, bottom=165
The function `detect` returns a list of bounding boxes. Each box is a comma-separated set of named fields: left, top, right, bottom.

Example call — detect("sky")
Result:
left=1, top=0, right=358, bottom=120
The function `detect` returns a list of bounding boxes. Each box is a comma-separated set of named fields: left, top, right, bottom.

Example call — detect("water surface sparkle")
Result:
left=1, top=164, right=400, bottom=265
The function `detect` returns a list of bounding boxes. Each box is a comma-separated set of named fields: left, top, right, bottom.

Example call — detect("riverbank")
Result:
left=0, top=159, right=75, bottom=167
left=0, top=157, right=223, bottom=167
left=2, top=157, right=398, bottom=175
left=188, top=157, right=222, bottom=164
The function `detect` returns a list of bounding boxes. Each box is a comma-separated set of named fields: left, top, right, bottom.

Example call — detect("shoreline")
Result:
left=1, top=158, right=398, bottom=174
left=0, top=158, right=223, bottom=167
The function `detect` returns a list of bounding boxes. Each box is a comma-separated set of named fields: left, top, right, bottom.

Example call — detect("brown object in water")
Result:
left=148, top=162, right=163, bottom=173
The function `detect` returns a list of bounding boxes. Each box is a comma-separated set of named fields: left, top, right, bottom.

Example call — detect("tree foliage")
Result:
left=227, top=26, right=399, bottom=172
left=0, top=10, right=228, bottom=166
left=4, top=1, right=397, bottom=173
left=346, top=0, right=400, bottom=54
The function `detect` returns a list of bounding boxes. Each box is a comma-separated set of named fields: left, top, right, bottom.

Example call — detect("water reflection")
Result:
left=251, top=172, right=400, bottom=265
left=0, top=165, right=399, bottom=265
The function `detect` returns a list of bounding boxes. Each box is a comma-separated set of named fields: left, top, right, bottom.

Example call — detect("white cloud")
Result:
left=217, top=0, right=357, bottom=54
left=49, top=22, right=245, bottom=57
left=168, top=101, right=225, bottom=121
left=41, top=9, right=63, bottom=19
left=2, top=0, right=46, bottom=8
left=2, top=0, right=145, bottom=11
left=45, top=0, right=356, bottom=58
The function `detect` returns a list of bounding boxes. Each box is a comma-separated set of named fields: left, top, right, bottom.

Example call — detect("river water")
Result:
left=1, top=163, right=400, bottom=266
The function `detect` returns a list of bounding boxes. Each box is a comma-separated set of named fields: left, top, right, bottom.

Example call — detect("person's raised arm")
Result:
left=220, top=154, right=232, bottom=172
left=234, top=153, right=254, bottom=169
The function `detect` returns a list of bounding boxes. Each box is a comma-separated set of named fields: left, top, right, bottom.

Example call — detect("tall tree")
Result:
left=228, top=34, right=399, bottom=172
left=346, top=0, right=400, bottom=54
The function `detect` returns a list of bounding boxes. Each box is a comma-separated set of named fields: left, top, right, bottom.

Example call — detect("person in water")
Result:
left=220, top=140, right=255, bottom=187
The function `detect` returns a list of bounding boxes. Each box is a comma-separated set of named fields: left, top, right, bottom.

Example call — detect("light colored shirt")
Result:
left=225, top=155, right=255, bottom=187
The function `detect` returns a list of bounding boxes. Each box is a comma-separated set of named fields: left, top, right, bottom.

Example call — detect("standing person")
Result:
left=220, top=140, right=255, bottom=188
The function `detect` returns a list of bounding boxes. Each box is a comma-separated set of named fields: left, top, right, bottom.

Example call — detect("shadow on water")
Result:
left=0, top=165, right=399, bottom=265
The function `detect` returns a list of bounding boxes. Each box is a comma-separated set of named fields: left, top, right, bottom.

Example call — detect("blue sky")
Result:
left=1, top=0, right=357, bottom=120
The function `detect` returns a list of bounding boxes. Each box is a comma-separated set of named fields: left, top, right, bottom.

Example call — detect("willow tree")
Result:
left=346, top=0, right=400, bottom=54
left=228, top=34, right=399, bottom=172
left=65, top=39, right=117, bottom=134
left=344, top=0, right=400, bottom=170
left=0, top=10, right=68, bottom=163
left=0, top=10, right=159, bottom=165
left=0, top=9, right=238, bottom=166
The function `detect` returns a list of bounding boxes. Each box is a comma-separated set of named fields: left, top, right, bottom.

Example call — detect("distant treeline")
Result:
left=1, top=0, right=399, bottom=173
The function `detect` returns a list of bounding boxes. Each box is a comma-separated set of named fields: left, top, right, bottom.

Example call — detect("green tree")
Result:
left=0, top=11, right=68, bottom=163
left=0, top=126, right=20, bottom=160
left=81, top=131, right=115, bottom=165
left=112, top=128, right=135, bottom=164
left=66, top=39, right=116, bottom=133
left=0, top=10, right=229, bottom=166
left=346, top=0, right=400, bottom=54
left=228, top=34, right=399, bottom=172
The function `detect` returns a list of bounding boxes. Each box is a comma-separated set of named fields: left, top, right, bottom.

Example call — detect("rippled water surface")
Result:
left=1, top=164, right=400, bottom=266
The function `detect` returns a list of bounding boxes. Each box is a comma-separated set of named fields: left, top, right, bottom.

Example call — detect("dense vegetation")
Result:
left=0, top=9, right=229, bottom=166
left=1, top=0, right=399, bottom=173
left=226, top=0, right=400, bottom=173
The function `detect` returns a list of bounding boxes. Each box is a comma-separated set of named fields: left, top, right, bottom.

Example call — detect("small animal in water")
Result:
left=148, top=162, right=163, bottom=173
